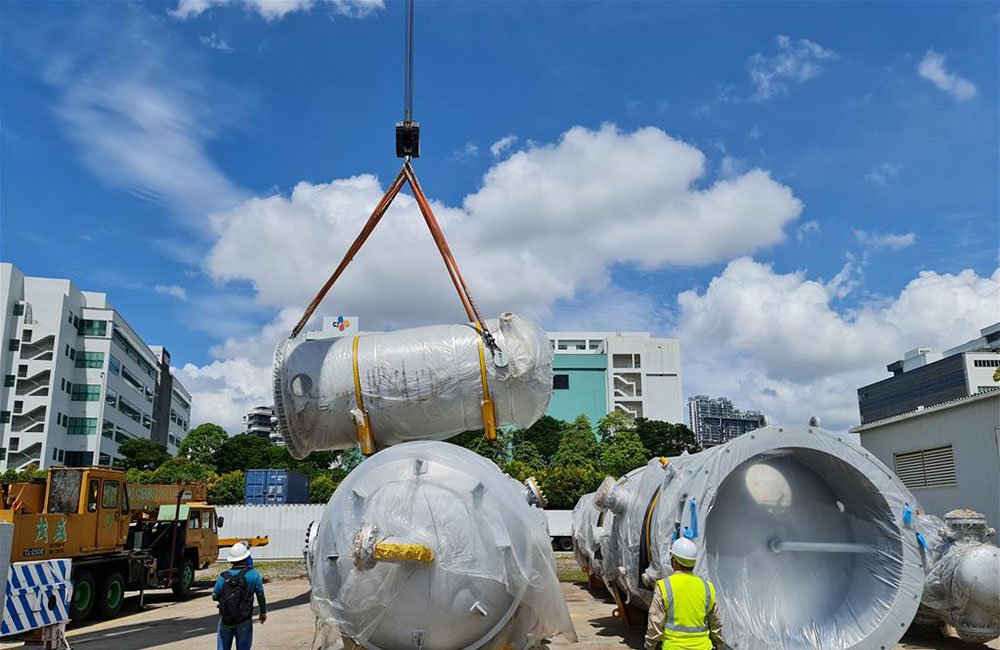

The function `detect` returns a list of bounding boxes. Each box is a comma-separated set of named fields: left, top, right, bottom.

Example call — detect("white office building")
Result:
left=244, top=405, right=281, bottom=445
left=0, top=263, right=191, bottom=470
left=546, top=331, right=683, bottom=425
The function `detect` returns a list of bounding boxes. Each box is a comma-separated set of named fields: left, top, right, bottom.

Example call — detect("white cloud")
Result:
left=451, top=141, right=479, bottom=161
left=918, top=50, right=976, bottom=101
left=865, top=162, right=903, bottom=185
left=853, top=229, right=916, bottom=250
left=490, top=135, right=518, bottom=158
left=795, top=219, right=820, bottom=241
left=675, top=258, right=999, bottom=429
left=199, top=32, right=234, bottom=53
left=154, top=284, right=188, bottom=300
left=41, top=14, right=247, bottom=227
left=746, top=126, right=762, bottom=140
left=170, top=0, right=383, bottom=20
left=747, top=35, right=837, bottom=102
left=174, top=358, right=273, bottom=430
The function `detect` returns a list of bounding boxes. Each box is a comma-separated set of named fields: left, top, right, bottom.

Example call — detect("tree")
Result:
left=598, top=429, right=649, bottom=478
left=207, top=471, right=245, bottom=505
left=511, top=440, right=544, bottom=472
left=308, top=475, right=337, bottom=504
left=150, top=457, right=214, bottom=484
left=213, top=434, right=275, bottom=474
left=447, top=428, right=513, bottom=467
left=597, top=411, right=636, bottom=439
left=119, top=438, right=170, bottom=471
left=635, top=418, right=701, bottom=458
left=522, top=416, right=565, bottom=462
left=179, top=423, right=228, bottom=465
left=535, top=465, right=604, bottom=509
left=550, top=415, right=599, bottom=469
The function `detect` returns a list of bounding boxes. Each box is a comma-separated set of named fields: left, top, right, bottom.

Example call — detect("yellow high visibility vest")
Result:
left=656, top=573, right=715, bottom=650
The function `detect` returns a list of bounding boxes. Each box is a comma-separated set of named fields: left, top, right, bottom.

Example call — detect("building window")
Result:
left=588, top=340, right=601, bottom=350
left=4, top=375, right=14, bottom=387
left=108, top=355, right=121, bottom=375
left=13, top=401, right=23, bottom=414
left=978, top=385, right=999, bottom=393
left=69, top=348, right=75, bottom=361
left=17, top=365, right=27, bottom=378
left=22, top=330, right=32, bottom=343
left=67, top=417, right=98, bottom=435
left=98, top=453, right=112, bottom=467
left=893, top=445, right=956, bottom=490
left=65, top=344, right=70, bottom=357
left=71, top=384, right=101, bottom=402
left=105, top=387, right=118, bottom=409
left=553, top=374, right=570, bottom=390
left=56, top=413, right=62, bottom=426
left=65, top=381, right=72, bottom=394
left=13, top=304, right=24, bottom=317
left=102, top=420, right=114, bottom=438
left=52, top=447, right=59, bottom=461
left=0, top=412, right=10, bottom=424
left=68, top=312, right=73, bottom=324
left=9, top=437, right=19, bottom=452
left=78, top=320, right=108, bottom=337
left=973, top=359, right=1000, bottom=368
left=72, top=315, right=79, bottom=329
left=8, top=339, right=19, bottom=352
left=75, top=351, right=105, bottom=369
left=58, top=449, right=64, bottom=462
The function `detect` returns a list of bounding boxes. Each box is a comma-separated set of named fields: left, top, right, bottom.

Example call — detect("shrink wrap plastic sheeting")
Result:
left=588, top=425, right=928, bottom=650
left=274, top=313, right=552, bottom=459
left=570, top=493, right=596, bottom=572
left=915, top=510, right=1000, bottom=643
left=309, top=441, right=576, bottom=650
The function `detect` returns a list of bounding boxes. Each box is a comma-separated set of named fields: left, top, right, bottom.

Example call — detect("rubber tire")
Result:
left=171, top=558, right=195, bottom=600
left=559, top=537, right=574, bottom=551
left=96, top=570, right=125, bottom=619
left=70, top=569, right=96, bottom=623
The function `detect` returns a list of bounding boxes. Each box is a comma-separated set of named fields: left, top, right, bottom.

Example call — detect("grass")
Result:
left=554, top=552, right=588, bottom=583
left=197, top=559, right=307, bottom=583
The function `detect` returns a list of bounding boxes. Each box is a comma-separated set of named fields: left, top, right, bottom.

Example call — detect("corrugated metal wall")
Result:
left=215, top=504, right=325, bottom=560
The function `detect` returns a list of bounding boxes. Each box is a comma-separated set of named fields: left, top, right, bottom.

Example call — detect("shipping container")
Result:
left=244, top=469, right=309, bottom=505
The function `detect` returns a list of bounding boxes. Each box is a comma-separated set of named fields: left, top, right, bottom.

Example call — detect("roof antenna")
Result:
left=395, top=0, right=419, bottom=159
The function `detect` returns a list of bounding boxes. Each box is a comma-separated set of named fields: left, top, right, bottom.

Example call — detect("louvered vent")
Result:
left=893, top=445, right=956, bottom=489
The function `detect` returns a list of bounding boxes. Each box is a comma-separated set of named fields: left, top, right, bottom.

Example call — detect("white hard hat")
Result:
left=227, top=542, right=251, bottom=563
left=670, top=538, right=698, bottom=568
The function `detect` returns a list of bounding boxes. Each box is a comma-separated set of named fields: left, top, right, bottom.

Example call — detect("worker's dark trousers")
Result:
left=218, top=618, right=253, bottom=650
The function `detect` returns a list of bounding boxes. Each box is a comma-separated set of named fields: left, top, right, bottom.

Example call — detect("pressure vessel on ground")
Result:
left=305, top=441, right=577, bottom=650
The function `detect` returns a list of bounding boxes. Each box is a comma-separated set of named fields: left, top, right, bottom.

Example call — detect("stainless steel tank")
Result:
left=580, top=424, right=930, bottom=650
left=305, top=441, right=576, bottom=650
left=916, top=509, right=1000, bottom=643
left=273, top=313, right=552, bottom=459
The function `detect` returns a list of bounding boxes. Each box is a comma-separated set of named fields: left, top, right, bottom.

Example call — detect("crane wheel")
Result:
left=70, top=569, right=96, bottom=623
left=96, top=570, right=125, bottom=619
left=172, top=558, right=196, bottom=600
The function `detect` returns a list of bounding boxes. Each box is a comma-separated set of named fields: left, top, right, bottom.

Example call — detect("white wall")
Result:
left=215, top=504, right=325, bottom=560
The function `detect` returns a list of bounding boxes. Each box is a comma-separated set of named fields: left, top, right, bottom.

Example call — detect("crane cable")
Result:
left=289, top=0, right=501, bottom=358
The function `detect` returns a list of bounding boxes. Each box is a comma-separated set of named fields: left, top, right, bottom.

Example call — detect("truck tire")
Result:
left=70, top=569, right=96, bottom=623
left=171, top=558, right=195, bottom=599
left=96, top=570, right=125, bottom=619
left=558, top=537, right=573, bottom=551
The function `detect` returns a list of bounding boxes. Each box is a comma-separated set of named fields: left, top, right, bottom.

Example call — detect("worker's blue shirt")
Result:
left=213, top=567, right=265, bottom=597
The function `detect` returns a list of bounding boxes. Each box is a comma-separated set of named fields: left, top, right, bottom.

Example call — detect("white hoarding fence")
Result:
left=216, top=504, right=325, bottom=560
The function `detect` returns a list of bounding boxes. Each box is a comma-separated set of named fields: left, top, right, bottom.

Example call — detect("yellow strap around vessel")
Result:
left=352, top=335, right=376, bottom=455
left=475, top=322, right=497, bottom=441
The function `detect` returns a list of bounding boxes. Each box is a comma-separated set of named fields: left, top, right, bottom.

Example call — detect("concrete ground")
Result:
left=1, top=573, right=996, bottom=650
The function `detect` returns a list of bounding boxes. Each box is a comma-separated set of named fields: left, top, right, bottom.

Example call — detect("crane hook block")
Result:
left=396, top=120, right=420, bottom=158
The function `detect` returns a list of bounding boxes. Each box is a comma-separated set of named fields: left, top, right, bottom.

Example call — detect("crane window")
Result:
left=188, top=513, right=201, bottom=529
left=201, top=510, right=213, bottom=530
left=102, top=481, right=120, bottom=509
left=47, top=470, right=83, bottom=514
left=87, top=480, right=99, bottom=513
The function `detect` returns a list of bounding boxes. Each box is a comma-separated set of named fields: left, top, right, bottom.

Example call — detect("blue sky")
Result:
left=3, top=0, right=997, bottom=430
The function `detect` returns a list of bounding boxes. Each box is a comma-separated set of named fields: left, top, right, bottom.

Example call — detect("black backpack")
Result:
left=218, top=567, right=254, bottom=625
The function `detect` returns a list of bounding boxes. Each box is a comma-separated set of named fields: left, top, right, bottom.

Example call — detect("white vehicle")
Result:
left=546, top=509, right=573, bottom=551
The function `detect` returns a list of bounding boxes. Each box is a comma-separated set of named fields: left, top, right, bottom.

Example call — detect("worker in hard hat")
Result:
left=644, top=538, right=724, bottom=650
left=213, top=542, right=267, bottom=650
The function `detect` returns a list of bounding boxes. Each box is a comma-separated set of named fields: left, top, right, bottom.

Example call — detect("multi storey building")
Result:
left=687, top=395, right=766, bottom=448
left=244, top=405, right=280, bottom=445
left=0, top=263, right=191, bottom=470
left=856, top=323, right=1000, bottom=424
left=545, top=332, right=683, bottom=427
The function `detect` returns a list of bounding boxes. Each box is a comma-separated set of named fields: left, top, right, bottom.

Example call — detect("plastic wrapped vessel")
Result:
left=274, top=313, right=552, bottom=459
left=305, top=441, right=577, bottom=650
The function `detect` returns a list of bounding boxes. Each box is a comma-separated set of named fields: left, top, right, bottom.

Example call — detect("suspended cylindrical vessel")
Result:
left=579, top=424, right=931, bottom=650
left=273, top=313, right=552, bottom=459
left=305, top=441, right=577, bottom=650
